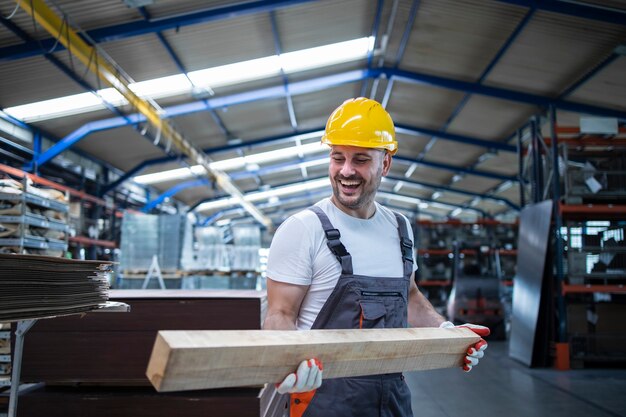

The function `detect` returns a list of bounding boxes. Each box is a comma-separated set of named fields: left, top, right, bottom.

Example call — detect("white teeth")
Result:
left=340, top=180, right=360, bottom=186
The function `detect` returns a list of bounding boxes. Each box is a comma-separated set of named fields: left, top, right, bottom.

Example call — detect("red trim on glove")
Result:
left=475, top=339, right=488, bottom=350
left=458, top=325, right=490, bottom=337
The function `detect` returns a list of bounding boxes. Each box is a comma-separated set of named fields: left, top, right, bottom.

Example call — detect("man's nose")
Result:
left=339, top=160, right=356, bottom=177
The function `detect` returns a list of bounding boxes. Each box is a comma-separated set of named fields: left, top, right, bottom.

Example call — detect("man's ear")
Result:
left=381, top=151, right=392, bottom=176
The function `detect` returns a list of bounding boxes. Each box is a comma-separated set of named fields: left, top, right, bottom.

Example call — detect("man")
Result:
left=263, top=97, right=489, bottom=417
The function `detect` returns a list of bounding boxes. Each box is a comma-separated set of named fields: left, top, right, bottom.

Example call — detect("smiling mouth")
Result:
left=338, top=179, right=362, bottom=191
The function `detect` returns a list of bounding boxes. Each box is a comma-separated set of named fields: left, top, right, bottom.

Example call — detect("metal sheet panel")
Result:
left=162, top=12, right=275, bottom=72
left=275, top=0, right=374, bottom=52
left=476, top=153, right=519, bottom=176
left=567, top=56, right=626, bottom=111
left=0, top=56, right=86, bottom=107
left=446, top=95, right=537, bottom=141
left=422, top=141, right=486, bottom=166
left=387, top=82, right=467, bottom=130
left=484, top=11, right=626, bottom=96
left=509, top=200, right=553, bottom=367
left=75, top=126, right=166, bottom=172
left=394, top=0, right=528, bottom=81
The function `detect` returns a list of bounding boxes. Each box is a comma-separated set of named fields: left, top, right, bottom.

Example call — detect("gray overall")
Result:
left=298, top=205, right=414, bottom=417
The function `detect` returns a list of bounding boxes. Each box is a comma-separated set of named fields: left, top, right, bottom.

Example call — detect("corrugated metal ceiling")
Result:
left=0, top=0, right=624, bottom=224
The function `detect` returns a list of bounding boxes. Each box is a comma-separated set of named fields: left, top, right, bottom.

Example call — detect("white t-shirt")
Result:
left=266, top=198, right=417, bottom=330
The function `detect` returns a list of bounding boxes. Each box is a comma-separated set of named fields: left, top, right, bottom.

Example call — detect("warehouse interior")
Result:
left=0, top=0, right=625, bottom=416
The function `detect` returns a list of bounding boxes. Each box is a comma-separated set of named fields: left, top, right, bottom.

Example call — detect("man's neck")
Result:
left=329, top=196, right=376, bottom=219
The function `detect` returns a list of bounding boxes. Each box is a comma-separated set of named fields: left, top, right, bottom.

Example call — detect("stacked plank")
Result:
left=0, top=253, right=111, bottom=322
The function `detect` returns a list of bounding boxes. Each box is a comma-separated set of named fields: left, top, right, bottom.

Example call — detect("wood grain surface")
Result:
left=147, top=327, right=479, bottom=392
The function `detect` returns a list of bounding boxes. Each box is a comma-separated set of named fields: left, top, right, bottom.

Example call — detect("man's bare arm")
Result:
left=407, top=273, right=445, bottom=327
left=263, top=278, right=309, bottom=330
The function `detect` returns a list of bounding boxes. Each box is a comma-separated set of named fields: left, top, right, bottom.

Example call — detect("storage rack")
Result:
left=522, top=115, right=626, bottom=368
left=0, top=180, right=69, bottom=255
left=415, top=219, right=518, bottom=317
left=0, top=323, right=10, bottom=389
left=0, top=164, right=118, bottom=259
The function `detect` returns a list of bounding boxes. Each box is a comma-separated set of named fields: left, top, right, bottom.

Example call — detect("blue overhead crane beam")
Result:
left=396, top=124, right=516, bottom=153
left=496, top=0, right=626, bottom=26
left=141, top=178, right=211, bottom=212
left=2, top=0, right=624, bottom=63
left=27, top=113, right=146, bottom=170
left=30, top=70, right=367, bottom=171
left=0, top=0, right=317, bottom=61
left=28, top=66, right=625, bottom=174
left=378, top=67, right=626, bottom=120
left=394, top=155, right=518, bottom=182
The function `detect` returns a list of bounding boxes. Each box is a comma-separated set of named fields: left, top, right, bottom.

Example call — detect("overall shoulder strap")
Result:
left=393, top=212, right=414, bottom=278
left=308, top=205, right=353, bottom=275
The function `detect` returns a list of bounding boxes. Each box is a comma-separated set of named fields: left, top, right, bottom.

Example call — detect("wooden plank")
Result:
left=147, top=327, right=479, bottom=392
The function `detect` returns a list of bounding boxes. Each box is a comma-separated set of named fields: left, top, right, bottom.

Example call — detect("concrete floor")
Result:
left=405, top=341, right=626, bottom=417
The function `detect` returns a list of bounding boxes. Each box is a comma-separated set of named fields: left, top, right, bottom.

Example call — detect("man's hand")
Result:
left=276, top=358, right=323, bottom=394
left=440, top=321, right=489, bottom=372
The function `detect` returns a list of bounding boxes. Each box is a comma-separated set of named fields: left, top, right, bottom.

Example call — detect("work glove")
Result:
left=276, top=358, right=323, bottom=394
left=439, top=321, right=489, bottom=372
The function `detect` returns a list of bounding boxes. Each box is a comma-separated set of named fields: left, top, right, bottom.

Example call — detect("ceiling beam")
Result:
left=0, top=0, right=317, bottom=62
left=379, top=67, right=626, bottom=120
left=496, top=0, right=626, bottom=26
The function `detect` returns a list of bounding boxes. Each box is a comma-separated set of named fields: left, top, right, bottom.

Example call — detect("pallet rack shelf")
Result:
left=523, top=118, right=626, bottom=368
left=0, top=163, right=128, bottom=259
left=0, top=180, right=69, bottom=255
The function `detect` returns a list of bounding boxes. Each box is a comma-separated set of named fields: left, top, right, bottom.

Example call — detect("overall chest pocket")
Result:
left=359, top=290, right=406, bottom=329
left=359, top=301, right=387, bottom=329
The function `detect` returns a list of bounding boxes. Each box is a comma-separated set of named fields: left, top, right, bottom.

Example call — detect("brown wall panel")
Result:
left=19, top=386, right=263, bottom=417
left=18, top=290, right=267, bottom=384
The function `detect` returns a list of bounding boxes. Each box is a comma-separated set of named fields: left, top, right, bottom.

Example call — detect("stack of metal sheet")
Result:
left=0, top=253, right=112, bottom=321
left=231, top=226, right=261, bottom=271
left=120, top=214, right=185, bottom=272
left=158, top=215, right=184, bottom=271
left=120, top=213, right=158, bottom=271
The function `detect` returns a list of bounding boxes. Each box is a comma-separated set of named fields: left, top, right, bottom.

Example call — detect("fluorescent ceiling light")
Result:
left=4, top=37, right=372, bottom=123
left=189, top=56, right=280, bottom=89
left=279, top=37, right=371, bottom=73
left=195, top=177, right=330, bottom=212
left=133, top=140, right=328, bottom=185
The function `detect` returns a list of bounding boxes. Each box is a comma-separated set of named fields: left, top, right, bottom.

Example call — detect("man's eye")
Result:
left=355, top=159, right=369, bottom=164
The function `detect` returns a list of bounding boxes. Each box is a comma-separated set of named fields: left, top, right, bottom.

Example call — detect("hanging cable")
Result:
left=2, top=0, right=22, bottom=19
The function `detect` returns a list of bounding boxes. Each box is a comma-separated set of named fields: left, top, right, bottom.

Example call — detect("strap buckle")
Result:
left=400, top=237, right=413, bottom=263
left=325, top=229, right=341, bottom=241
left=325, top=228, right=350, bottom=261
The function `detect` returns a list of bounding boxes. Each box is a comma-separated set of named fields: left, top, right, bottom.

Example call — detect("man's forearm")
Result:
left=263, top=310, right=298, bottom=330
left=408, top=286, right=445, bottom=327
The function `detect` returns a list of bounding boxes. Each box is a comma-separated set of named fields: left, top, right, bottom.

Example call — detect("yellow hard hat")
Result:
left=321, top=97, right=397, bottom=155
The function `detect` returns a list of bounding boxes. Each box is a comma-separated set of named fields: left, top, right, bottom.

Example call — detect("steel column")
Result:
left=549, top=105, right=567, bottom=344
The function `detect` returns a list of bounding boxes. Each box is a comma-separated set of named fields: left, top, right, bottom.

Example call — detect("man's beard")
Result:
left=331, top=170, right=382, bottom=210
